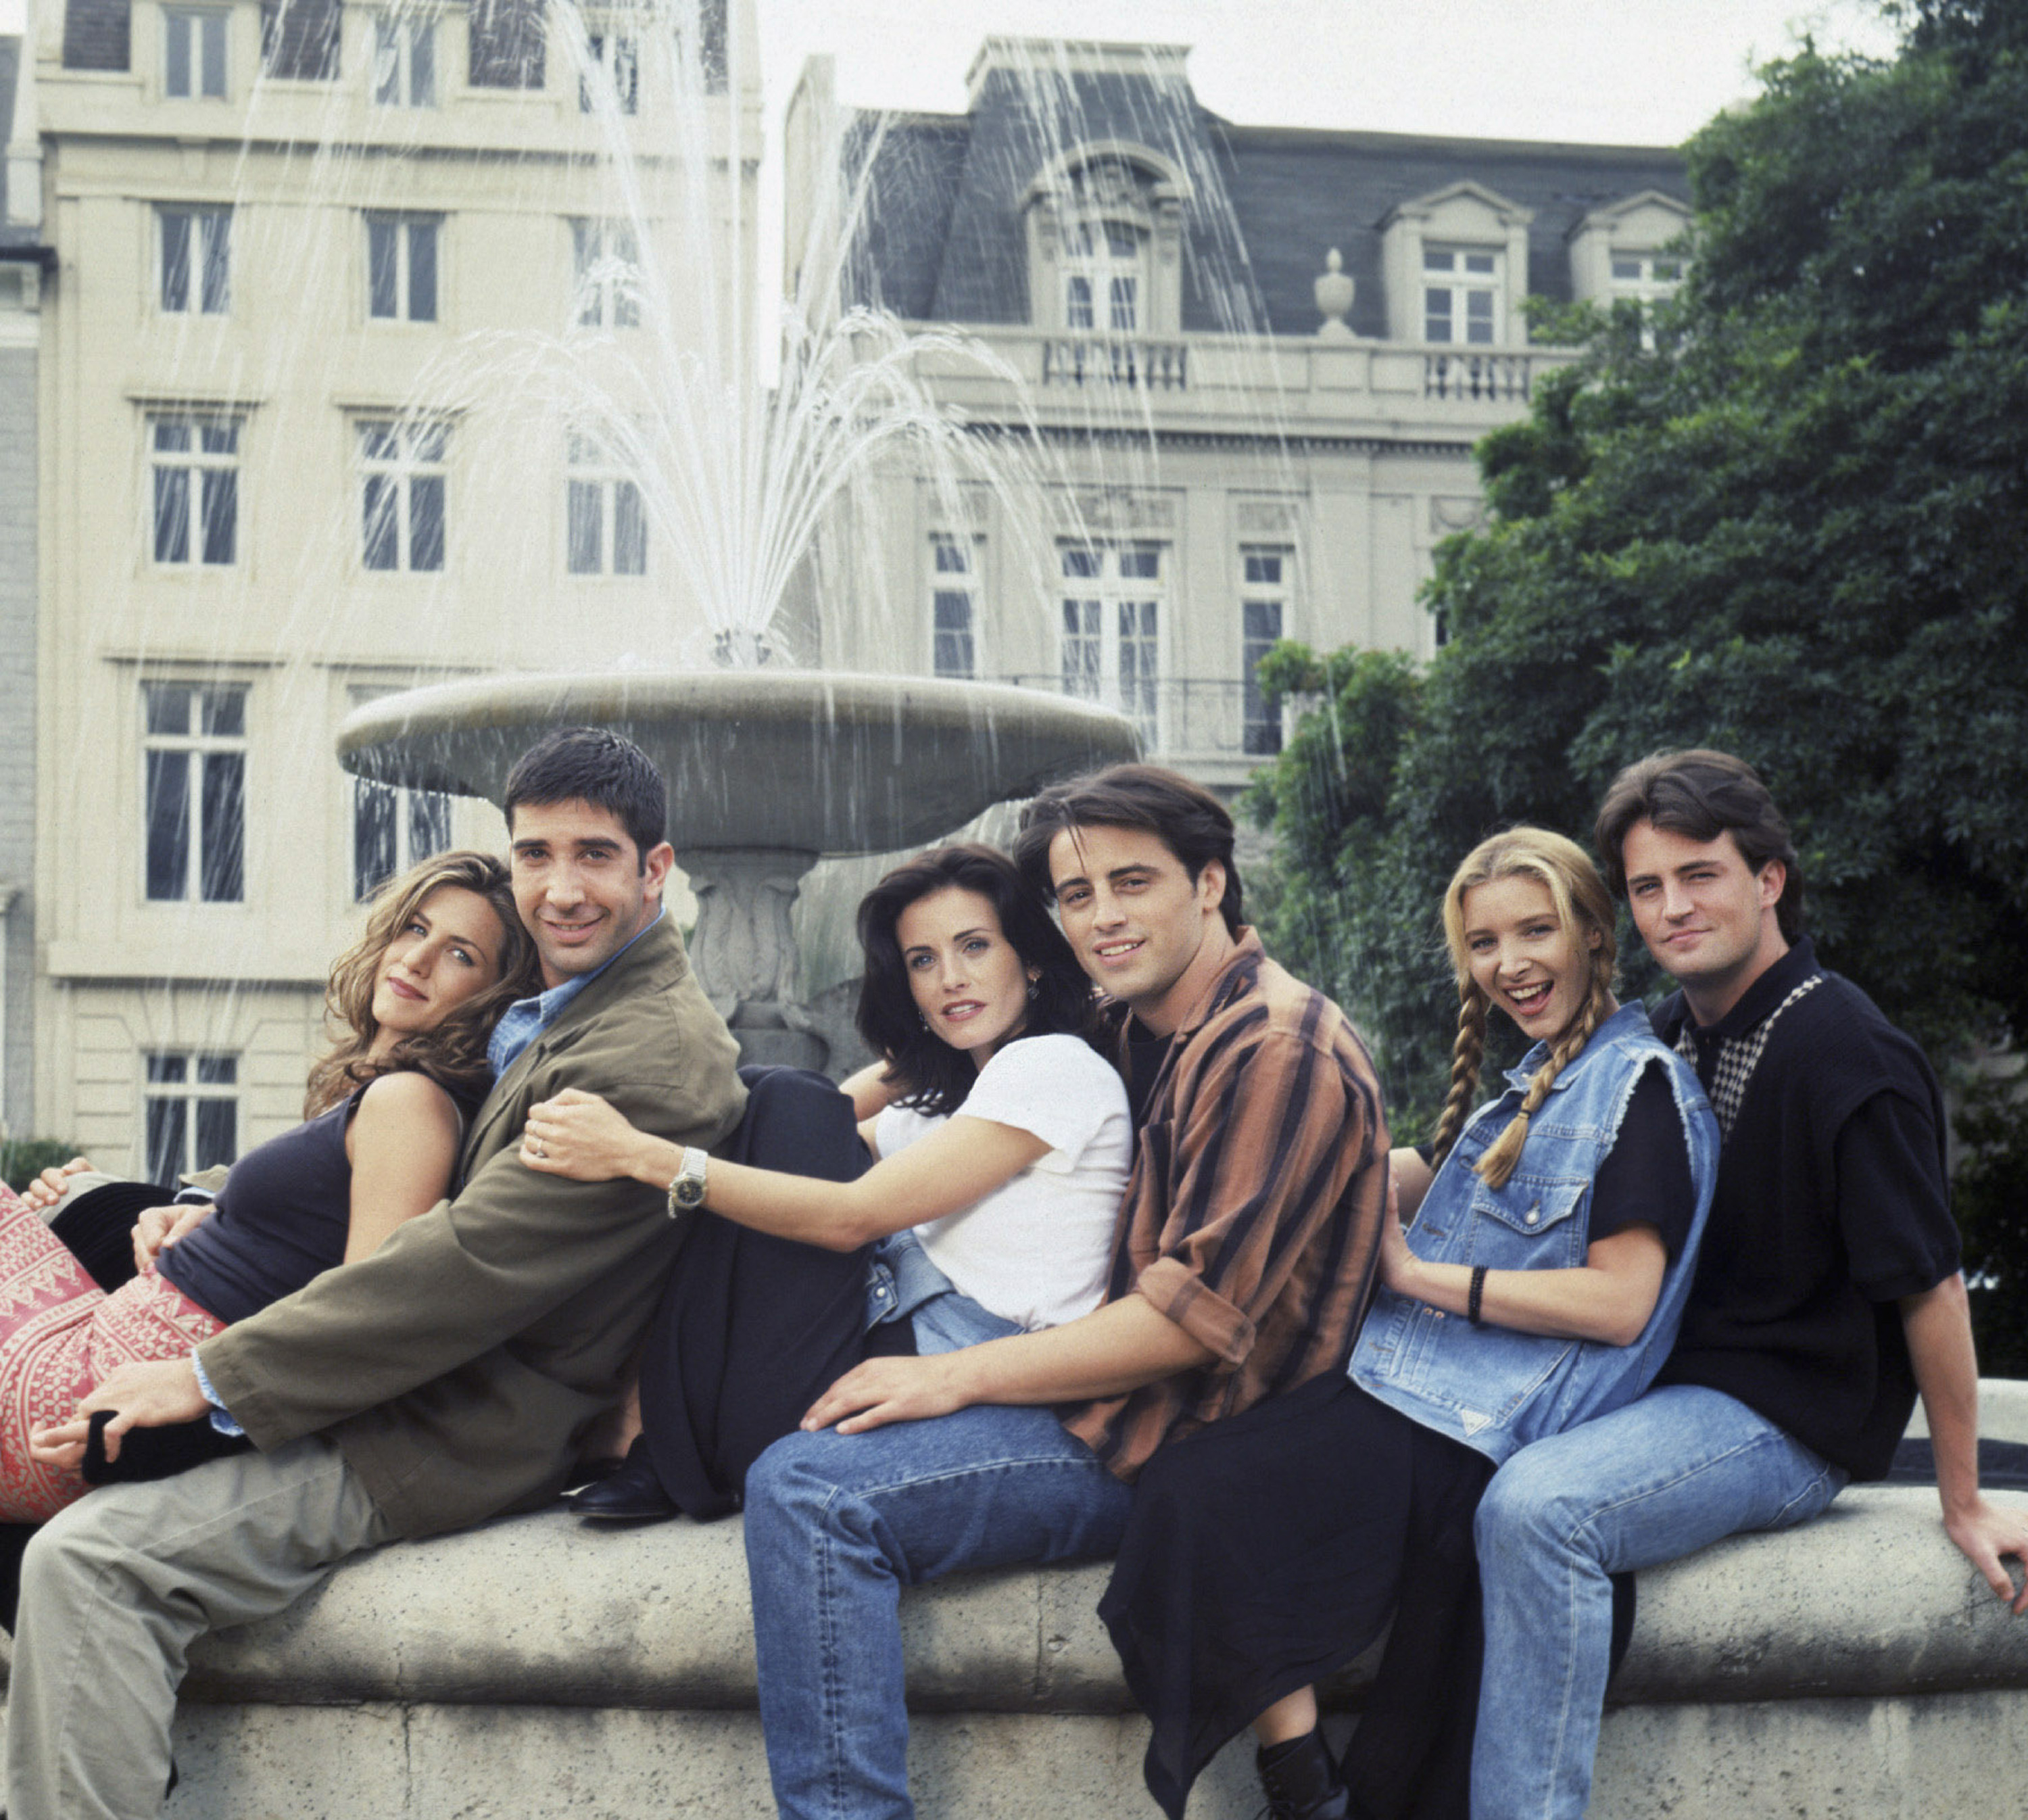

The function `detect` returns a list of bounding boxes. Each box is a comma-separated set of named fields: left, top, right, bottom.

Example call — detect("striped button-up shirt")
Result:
left=1061, top=930, right=1390, bottom=1481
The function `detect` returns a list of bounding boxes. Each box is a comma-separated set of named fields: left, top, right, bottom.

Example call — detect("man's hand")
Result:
left=132, top=1201, right=214, bottom=1275
left=802, top=1354, right=976, bottom=1436
left=30, top=1357, right=211, bottom=1468
left=20, top=1155, right=96, bottom=1215
left=521, top=1088, right=657, bottom=1184
left=1944, top=1496, right=2028, bottom=1615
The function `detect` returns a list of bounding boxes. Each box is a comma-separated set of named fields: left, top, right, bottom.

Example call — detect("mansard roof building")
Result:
left=795, top=38, right=1689, bottom=789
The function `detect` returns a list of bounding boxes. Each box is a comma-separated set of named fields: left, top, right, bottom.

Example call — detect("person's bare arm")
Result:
left=1381, top=1207, right=1668, bottom=1347
left=840, top=1063, right=902, bottom=1122
left=1902, top=1272, right=2028, bottom=1613
left=800, top=1295, right=1215, bottom=1435
left=1391, top=1147, right=1435, bottom=1222
left=342, top=1072, right=466, bottom=1264
left=522, top=1086, right=1048, bottom=1250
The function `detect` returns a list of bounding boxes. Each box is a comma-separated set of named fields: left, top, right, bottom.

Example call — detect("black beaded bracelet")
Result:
left=1468, top=1264, right=1488, bottom=1326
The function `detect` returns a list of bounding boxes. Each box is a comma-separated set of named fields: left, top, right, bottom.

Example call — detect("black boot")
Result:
left=1256, top=1729, right=1351, bottom=1820
left=565, top=1437, right=679, bottom=1523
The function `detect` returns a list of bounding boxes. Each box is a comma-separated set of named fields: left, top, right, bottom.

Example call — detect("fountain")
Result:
left=337, top=669, right=1134, bottom=1070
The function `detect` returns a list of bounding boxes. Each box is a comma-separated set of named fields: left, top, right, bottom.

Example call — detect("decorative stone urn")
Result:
left=1315, top=247, right=1356, bottom=339
left=338, top=671, right=1140, bottom=1070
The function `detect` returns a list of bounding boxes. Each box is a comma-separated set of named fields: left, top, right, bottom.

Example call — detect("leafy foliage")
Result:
left=1248, top=1, right=2028, bottom=1353
left=1, top=1139, right=80, bottom=1197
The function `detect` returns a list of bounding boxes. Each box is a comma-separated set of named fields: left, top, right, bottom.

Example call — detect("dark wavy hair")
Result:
left=855, top=844, right=1101, bottom=1118
left=1594, top=748, right=1804, bottom=942
left=304, top=850, right=541, bottom=1116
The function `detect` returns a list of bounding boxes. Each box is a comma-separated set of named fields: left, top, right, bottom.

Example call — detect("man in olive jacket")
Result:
left=6, top=727, right=745, bottom=1820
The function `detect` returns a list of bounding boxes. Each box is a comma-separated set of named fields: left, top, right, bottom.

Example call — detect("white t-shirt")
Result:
left=873, top=1032, right=1132, bottom=1333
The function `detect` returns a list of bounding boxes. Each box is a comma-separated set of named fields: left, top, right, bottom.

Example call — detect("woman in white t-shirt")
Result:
left=521, top=844, right=1132, bottom=1503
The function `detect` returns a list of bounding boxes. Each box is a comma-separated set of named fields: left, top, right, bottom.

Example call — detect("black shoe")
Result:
left=565, top=1439, right=679, bottom=1523
left=1256, top=1729, right=1351, bottom=1820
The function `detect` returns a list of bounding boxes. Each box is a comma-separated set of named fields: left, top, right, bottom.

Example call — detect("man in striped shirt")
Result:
left=741, top=763, right=1389, bottom=1820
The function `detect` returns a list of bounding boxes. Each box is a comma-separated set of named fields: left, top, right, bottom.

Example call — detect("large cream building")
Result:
left=23, top=0, right=758, bottom=1175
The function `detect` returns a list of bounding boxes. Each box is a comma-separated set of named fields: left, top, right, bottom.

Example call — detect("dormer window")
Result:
left=1568, top=191, right=1693, bottom=322
left=1064, top=221, right=1142, bottom=333
left=1422, top=247, right=1500, bottom=345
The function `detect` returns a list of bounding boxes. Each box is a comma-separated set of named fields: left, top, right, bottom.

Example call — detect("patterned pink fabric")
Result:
left=0, top=1184, right=226, bottom=1521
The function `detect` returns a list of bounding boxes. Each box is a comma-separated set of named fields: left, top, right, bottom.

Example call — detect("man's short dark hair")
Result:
left=1013, top=763, right=1242, bottom=936
left=1594, top=748, right=1804, bottom=941
left=504, top=727, right=667, bottom=868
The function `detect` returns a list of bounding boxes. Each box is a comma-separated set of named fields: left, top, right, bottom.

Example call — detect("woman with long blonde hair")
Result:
left=3, top=851, right=539, bottom=1519
left=1101, top=828, right=1721, bottom=1820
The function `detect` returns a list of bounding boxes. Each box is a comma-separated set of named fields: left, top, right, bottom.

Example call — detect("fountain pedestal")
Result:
left=337, top=670, right=1140, bottom=1071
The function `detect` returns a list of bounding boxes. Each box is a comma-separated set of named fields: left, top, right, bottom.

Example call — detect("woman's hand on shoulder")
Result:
left=521, top=1087, right=662, bottom=1184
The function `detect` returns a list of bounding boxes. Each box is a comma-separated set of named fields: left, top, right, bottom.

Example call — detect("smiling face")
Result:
left=895, top=886, right=1036, bottom=1068
left=508, top=798, right=673, bottom=987
left=369, top=884, right=510, bottom=1047
left=1046, top=823, right=1232, bottom=1034
left=1459, top=873, right=1599, bottom=1046
left=1621, top=818, right=1789, bottom=1022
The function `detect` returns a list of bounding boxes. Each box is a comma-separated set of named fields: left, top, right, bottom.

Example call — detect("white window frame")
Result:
left=162, top=4, right=228, bottom=99
left=1059, top=541, right=1163, bottom=747
left=1422, top=246, right=1501, bottom=345
left=565, top=433, right=648, bottom=577
left=142, top=679, right=247, bottom=904
left=1239, top=545, right=1292, bottom=759
left=148, top=412, right=241, bottom=568
left=158, top=205, right=231, bottom=315
left=570, top=218, right=641, bottom=329
left=372, top=10, right=438, bottom=106
left=1063, top=218, right=1144, bottom=333
left=1609, top=250, right=1687, bottom=310
left=929, top=532, right=982, bottom=679
left=366, top=212, right=441, bottom=323
left=358, top=418, right=450, bottom=573
left=143, top=1050, right=240, bottom=1184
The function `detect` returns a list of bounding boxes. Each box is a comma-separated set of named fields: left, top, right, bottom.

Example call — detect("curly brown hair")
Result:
left=303, top=851, right=539, bottom=1116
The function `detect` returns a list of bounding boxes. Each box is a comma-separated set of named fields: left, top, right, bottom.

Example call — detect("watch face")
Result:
left=674, top=1166, right=707, bottom=1208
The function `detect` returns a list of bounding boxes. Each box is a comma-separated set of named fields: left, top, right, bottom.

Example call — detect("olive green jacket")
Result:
left=198, top=915, right=745, bottom=1539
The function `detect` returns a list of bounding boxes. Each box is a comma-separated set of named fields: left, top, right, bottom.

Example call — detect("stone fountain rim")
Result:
left=335, top=669, right=1138, bottom=763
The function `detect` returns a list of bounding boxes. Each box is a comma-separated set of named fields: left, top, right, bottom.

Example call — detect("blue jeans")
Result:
left=1470, top=1385, right=1847, bottom=1819
left=744, top=1281, right=1134, bottom=1820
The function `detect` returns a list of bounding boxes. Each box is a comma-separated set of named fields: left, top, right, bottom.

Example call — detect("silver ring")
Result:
left=531, top=1141, right=547, bottom=1159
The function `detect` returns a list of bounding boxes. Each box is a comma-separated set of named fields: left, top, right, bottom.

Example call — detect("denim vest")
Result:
left=1350, top=1003, right=1718, bottom=1464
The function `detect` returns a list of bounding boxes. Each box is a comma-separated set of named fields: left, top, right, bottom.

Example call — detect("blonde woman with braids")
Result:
left=3, top=851, right=539, bottom=1520
left=1099, top=828, right=1718, bottom=1820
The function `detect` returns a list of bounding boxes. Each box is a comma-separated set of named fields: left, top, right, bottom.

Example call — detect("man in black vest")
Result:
left=1469, top=748, right=2028, bottom=1820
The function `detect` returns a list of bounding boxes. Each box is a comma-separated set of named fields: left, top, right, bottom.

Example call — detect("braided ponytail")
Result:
left=1432, top=826, right=1620, bottom=1192
left=1428, top=982, right=1489, bottom=1170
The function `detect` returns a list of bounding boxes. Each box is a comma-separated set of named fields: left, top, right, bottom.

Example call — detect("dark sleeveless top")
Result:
left=157, top=1074, right=474, bottom=1326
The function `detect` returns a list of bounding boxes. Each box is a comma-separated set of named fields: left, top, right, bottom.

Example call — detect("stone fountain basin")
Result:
left=336, top=671, right=1140, bottom=856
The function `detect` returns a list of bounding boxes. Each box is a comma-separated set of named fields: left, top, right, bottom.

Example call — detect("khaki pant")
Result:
left=5, top=1435, right=392, bottom=1820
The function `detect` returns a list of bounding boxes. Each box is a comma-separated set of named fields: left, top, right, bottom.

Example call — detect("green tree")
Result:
left=1249, top=0, right=2028, bottom=1349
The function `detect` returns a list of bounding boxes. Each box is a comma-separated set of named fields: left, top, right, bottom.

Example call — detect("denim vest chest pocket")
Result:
left=1464, top=1174, right=1593, bottom=1270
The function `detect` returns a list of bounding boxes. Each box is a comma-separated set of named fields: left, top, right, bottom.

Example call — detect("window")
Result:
left=930, top=533, right=979, bottom=679
left=164, top=5, right=228, bottom=97
left=1061, top=543, right=1161, bottom=745
left=149, top=414, right=239, bottom=567
left=570, top=219, right=640, bottom=329
left=158, top=206, right=230, bottom=315
left=580, top=30, right=638, bottom=113
left=260, top=0, right=340, bottom=79
left=360, top=419, right=448, bottom=572
left=1610, top=251, right=1686, bottom=309
left=353, top=780, right=452, bottom=899
left=566, top=433, right=647, bottom=576
left=144, top=1052, right=239, bottom=1185
left=1063, top=220, right=1142, bottom=333
left=1423, top=247, right=1500, bottom=344
left=1240, top=547, right=1290, bottom=758
left=367, top=214, right=439, bottom=322
left=372, top=12, right=437, bottom=105
left=143, top=681, right=246, bottom=903
left=468, top=0, right=544, bottom=89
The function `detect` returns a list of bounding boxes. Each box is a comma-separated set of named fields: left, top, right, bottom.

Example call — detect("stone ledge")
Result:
left=171, top=1483, right=2028, bottom=1715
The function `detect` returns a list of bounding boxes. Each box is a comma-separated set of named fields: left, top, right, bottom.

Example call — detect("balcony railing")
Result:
left=986, top=674, right=1277, bottom=763
left=1040, top=337, right=1189, bottom=391
left=1423, top=351, right=1534, bottom=402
